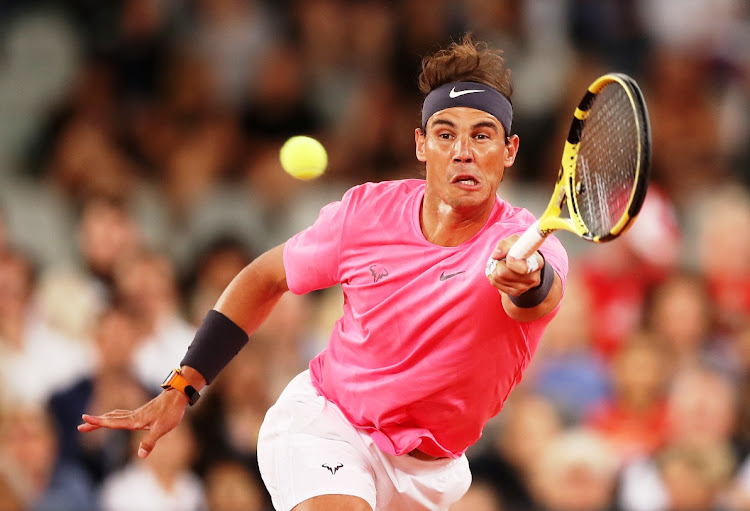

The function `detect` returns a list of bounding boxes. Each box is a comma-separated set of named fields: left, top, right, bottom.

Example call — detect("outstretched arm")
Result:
left=78, top=243, right=289, bottom=457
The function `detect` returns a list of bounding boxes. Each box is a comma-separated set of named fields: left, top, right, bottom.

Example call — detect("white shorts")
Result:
left=257, top=371, right=472, bottom=511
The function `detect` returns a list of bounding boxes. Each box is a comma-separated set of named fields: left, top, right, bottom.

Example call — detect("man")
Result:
left=79, top=35, right=567, bottom=511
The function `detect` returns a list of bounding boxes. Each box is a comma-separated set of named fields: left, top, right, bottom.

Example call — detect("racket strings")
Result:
left=576, top=84, right=640, bottom=237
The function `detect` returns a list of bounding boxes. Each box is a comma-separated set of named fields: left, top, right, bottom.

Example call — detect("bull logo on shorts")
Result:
left=322, top=462, right=344, bottom=475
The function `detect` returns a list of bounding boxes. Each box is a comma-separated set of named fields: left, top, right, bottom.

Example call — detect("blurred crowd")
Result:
left=0, top=0, right=749, bottom=510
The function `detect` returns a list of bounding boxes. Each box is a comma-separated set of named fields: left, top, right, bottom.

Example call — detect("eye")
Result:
left=438, top=132, right=453, bottom=140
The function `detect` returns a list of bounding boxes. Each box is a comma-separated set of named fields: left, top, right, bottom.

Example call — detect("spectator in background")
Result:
left=203, top=459, right=270, bottom=511
left=184, top=235, right=254, bottom=327
left=528, top=428, right=620, bottom=511
left=725, top=445, right=750, bottom=511
left=113, top=249, right=195, bottom=391
left=250, top=292, right=313, bottom=399
left=618, top=363, right=740, bottom=511
left=48, top=112, right=139, bottom=204
left=191, top=342, right=273, bottom=480
left=525, top=269, right=610, bottom=424
left=643, top=271, right=726, bottom=373
left=99, top=420, right=204, bottom=511
left=658, top=444, right=736, bottom=511
left=190, top=0, right=279, bottom=109
left=0, top=406, right=96, bottom=511
left=586, top=332, right=670, bottom=463
left=470, top=393, right=563, bottom=511
left=449, top=478, right=505, bottom=511
left=733, top=324, right=750, bottom=450
left=567, top=0, right=650, bottom=77
left=0, top=467, right=24, bottom=511
left=0, top=204, right=7, bottom=254
left=0, top=249, right=92, bottom=408
left=644, top=48, right=730, bottom=207
left=239, top=42, right=323, bottom=143
left=693, top=185, right=750, bottom=336
left=111, top=0, right=172, bottom=106
left=37, top=195, right=142, bottom=341
left=575, top=187, right=681, bottom=359
left=47, top=306, right=152, bottom=483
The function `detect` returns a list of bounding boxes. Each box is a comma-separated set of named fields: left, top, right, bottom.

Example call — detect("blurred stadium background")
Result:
left=0, top=1, right=749, bottom=510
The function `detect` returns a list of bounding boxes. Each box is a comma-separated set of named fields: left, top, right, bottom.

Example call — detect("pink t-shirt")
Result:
left=283, top=179, right=568, bottom=458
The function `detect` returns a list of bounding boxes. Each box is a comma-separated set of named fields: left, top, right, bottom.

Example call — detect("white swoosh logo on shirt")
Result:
left=449, top=87, right=485, bottom=98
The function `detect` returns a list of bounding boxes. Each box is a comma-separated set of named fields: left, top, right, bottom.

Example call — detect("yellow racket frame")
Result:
left=506, top=73, right=651, bottom=262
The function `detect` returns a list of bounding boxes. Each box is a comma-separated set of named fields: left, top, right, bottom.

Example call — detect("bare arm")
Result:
left=214, top=243, right=289, bottom=335
left=79, top=243, right=289, bottom=456
left=486, top=236, right=563, bottom=322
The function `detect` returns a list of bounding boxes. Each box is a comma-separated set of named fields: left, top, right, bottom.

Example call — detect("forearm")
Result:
left=180, top=243, right=289, bottom=386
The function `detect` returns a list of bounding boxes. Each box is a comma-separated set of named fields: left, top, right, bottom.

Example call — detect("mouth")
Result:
left=452, top=174, right=481, bottom=189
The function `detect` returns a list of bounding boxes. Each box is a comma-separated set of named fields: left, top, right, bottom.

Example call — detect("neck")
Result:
left=420, top=194, right=494, bottom=247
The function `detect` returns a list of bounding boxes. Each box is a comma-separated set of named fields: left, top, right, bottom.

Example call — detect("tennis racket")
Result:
left=486, top=72, right=651, bottom=277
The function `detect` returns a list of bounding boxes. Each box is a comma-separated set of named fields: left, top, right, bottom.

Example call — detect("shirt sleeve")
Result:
left=283, top=190, right=351, bottom=295
left=538, top=233, right=569, bottom=290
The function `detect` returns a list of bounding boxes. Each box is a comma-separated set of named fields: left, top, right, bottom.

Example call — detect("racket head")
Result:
left=559, top=73, right=651, bottom=242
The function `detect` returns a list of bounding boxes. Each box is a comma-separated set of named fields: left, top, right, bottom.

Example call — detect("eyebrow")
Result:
left=429, top=118, right=500, bottom=133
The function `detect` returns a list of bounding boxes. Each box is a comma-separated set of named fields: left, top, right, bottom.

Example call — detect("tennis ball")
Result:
left=279, top=136, right=328, bottom=180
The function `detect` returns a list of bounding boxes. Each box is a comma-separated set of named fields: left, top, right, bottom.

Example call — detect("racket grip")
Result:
left=507, top=221, right=546, bottom=260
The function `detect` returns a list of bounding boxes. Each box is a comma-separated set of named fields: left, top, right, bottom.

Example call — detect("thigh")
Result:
left=379, top=453, right=472, bottom=511
left=293, top=495, right=372, bottom=511
left=257, top=372, right=378, bottom=511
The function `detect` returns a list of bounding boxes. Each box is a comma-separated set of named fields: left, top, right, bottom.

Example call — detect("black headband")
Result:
left=421, top=81, right=513, bottom=137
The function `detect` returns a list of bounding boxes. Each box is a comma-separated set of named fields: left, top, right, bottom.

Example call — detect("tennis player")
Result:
left=79, top=35, right=567, bottom=511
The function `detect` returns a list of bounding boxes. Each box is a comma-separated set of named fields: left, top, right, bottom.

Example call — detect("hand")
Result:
left=487, top=235, right=544, bottom=297
left=78, top=389, right=189, bottom=458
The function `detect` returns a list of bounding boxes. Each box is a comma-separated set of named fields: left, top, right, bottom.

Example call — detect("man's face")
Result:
left=415, top=107, right=518, bottom=216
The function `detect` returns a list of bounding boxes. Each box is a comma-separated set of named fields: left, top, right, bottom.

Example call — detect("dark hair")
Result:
left=418, top=34, right=513, bottom=103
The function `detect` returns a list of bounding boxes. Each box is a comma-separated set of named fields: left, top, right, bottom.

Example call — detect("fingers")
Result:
left=79, top=410, right=143, bottom=431
left=487, top=255, right=542, bottom=296
left=490, top=235, right=518, bottom=260
left=505, top=254, right=543, bottom=275
left=77, top=422, right=101, bottom=433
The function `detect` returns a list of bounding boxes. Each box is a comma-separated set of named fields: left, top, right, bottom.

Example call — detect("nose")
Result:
left=452, top=135, right=473, bottom=163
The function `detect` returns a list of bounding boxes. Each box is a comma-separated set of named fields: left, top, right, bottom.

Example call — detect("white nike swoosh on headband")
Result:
left=449, top=87, right=485, bottom=98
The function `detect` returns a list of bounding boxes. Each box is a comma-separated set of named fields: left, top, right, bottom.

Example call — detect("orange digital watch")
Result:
left=161, top=368, right=201, bottom=406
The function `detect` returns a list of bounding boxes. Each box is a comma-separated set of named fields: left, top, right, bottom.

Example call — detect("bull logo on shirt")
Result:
left=369, top=264, right=389, bottom=282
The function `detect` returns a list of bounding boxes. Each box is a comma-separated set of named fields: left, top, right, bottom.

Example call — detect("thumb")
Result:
left=137, top=425, right=167, bottom=458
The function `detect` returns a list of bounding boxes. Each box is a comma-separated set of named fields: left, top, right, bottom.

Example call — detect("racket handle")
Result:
left=507, top=220, right=546, bottom=260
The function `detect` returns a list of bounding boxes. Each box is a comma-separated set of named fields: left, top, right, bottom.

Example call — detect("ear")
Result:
left=415, top=128, right=427, bottom=162
left=504, top=134, right=520, bottom=168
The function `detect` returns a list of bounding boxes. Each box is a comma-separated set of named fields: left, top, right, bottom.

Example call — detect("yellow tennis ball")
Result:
left=279, top=136, right=328, bottom=180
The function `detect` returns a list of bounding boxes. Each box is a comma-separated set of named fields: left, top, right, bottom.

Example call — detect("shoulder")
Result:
left=344, top=179, right=424, bottom=201
left=493, top=197, right=537, bottom=225
left=339, top=179, right=424, bottom=211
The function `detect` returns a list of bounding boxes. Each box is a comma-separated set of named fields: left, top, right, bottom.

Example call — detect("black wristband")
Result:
left=508, top=253, right=555, bottom=309
left=180, top=310, right=249, bottom=385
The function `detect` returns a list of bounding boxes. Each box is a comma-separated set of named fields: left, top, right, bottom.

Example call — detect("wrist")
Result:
left=179, top=366, right=206, bottom=391
left=161, top=368, right=201, bottom=406
left=162, top=386, right=191, bottom=406
left=508, top=252, right=554, bottom=308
